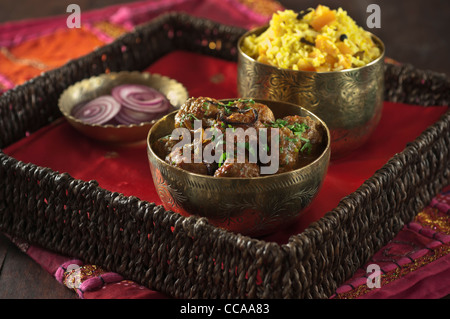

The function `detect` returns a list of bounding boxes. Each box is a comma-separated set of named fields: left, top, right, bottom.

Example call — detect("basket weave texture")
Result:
left=0, top=13, right=449, bottom=298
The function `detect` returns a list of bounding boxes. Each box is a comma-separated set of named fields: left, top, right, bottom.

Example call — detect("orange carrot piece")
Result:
left=310, top=6, right=336, bottom=31
left=337, top=42, right=353, bottom=55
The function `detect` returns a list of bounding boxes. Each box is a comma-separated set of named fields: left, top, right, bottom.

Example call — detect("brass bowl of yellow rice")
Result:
left=237, top=5, right=385, bottom=158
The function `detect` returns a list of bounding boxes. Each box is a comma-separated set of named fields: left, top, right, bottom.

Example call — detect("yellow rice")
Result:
left=241, top=5, right=381, bottom=72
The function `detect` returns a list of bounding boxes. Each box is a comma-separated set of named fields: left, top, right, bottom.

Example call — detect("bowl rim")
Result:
left=58, top=71, right=188, bottom=129
left=237, top=24, right=386, bottom=75
left=147, top=98, right=331, bottom=181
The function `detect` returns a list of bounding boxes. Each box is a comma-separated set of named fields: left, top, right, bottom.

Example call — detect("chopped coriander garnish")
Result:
left=181, top=113, right=199, bottom=121
left=299, top=136, right=310, bottom=143
left=236, top=141, right=257, bottom=158
left=186, top=114, right=199, bottom=123
left=287, top=122, right=309, bottom=133
left=284, top=136, right=298, bottom=143
left=218, top=152, right=227, bottom=167
left=237, top=98, right=256, bottom=104
left=300, top=141, right=312, bottom=154
left=246, top=141, right=257, bottom=158
left=270, top=119, right=288, bottom=128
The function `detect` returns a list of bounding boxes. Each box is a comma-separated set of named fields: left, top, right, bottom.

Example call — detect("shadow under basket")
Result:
left=0, top=13, right=449, bottom=299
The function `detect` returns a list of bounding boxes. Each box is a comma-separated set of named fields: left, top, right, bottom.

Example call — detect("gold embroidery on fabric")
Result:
left=0, top=47, right=49, bottom=70
left=237, top=0, right=284, bottom=17
left=63, top=264, right=107, bottom=291
left=335, top=201, right=450, bottom=299
left=93, top=21, right=128, bottom=39
left=334, top=244, right=450, bottom=299
left=415, top=208, right=450, bottom=234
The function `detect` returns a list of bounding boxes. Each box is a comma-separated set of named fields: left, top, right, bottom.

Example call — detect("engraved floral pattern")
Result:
left=153, top=167, right=187, bottom=214
left=214, top=182, right=320, bottom=236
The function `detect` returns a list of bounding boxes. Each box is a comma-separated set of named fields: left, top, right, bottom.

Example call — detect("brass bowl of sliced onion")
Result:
left=58, top=71, right=188, bottom=143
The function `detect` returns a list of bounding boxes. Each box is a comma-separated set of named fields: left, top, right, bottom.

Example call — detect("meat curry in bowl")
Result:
left=147, top=98, right=330, bottom=236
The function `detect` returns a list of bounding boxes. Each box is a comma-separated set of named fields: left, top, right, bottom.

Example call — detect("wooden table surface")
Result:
left=0, top=0, right=448, bottom=299
left=0, top=233, right=76, bottom=299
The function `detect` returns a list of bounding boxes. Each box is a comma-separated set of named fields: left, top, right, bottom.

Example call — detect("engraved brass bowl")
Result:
left=237, top=26, right=385, bottom=158
left=147, top=99, right=330, bottom=237
left=58, top=71, right=188, bottom=144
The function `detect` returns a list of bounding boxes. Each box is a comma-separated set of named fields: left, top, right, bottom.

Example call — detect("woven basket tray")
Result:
left=0, top=13, right=449, bottom=299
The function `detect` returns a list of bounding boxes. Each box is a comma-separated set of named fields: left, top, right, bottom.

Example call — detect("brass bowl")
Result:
left=237, top=25, right=385, bottom=158
left=147, top=99, right=330, bottom=237
left=58, top=71, right=188, bottom=144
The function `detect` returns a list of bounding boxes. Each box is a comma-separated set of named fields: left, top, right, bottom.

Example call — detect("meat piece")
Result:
left=230, top=100, right=275, bottom=126
left=175, top=97, right=222, bottom=129
left=265, top=115, right=324, bottom=173
left=153, top=135, right=180, bottom=159
left=277, top=127, right=303, bottom=173
left=214, top=157, right=260, bottom=178
left=248, top=102, right=275, bottom=124
left=282, top=115, right=324, bottom=145
left=220, top=108, right=258, bottom=126
left=165, top=143, right=213, bottom=175
left=176, top=98, right=275, bottom=131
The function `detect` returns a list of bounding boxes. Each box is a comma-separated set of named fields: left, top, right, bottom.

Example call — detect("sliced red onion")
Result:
left=70, top=84, right=171, bottom=126
left=114, top=107, right=168, bottom=125
left=71, top=95, right=121, bottom=125
left=111, top=84, right=170, bottom=114
left=114, top=109, right=156, bottom=125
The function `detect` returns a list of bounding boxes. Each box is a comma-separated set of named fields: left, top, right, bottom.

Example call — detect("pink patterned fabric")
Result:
left=332, top=188, right=450, bottom=299
left=0, top=0, right=271, bottom=48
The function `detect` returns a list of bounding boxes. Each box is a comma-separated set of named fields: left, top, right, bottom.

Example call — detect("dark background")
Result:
left=0, top=0, right=448, bottom=299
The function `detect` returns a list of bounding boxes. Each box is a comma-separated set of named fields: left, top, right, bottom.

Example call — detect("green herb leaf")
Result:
left=299, top=136, right=310, bottom=143
left=237, top=98, right=256, bottom=104
left=270, top=119, right=288, bottom=128
left=186, top=113, right=199, bottom=121
left=245, top=141, right=256, bottom=158
left=218, top=152, right=227, bottom=167
left=300, top=141, right=312, bottom=154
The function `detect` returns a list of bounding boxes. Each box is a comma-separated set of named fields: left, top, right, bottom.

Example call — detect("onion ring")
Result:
left=111, top=84, right=170, bottom=114
left=71, top=95, right=121, bottom=125
left=71, top=84, right=171, bottom=126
